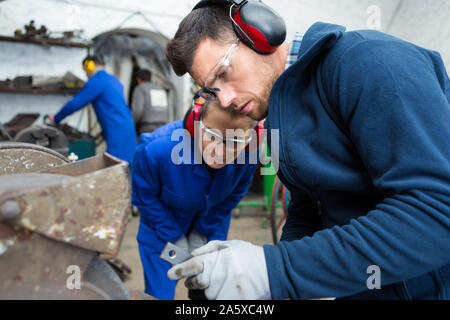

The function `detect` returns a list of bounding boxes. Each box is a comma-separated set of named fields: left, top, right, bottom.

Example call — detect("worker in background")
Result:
left=131, top=69, right=169, bottom=136
left=132, top=94, right=261, bottom=300
left=165, top=1, right=450, bottom=300
left=49, top=55, right=137, bottom=164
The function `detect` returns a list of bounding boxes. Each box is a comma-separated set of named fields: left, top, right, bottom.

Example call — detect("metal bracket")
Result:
left=160, top=242, right=192, bottom=265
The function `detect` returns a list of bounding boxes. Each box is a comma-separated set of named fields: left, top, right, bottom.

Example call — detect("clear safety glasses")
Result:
left=200, top=39, right=241, bottom=101
left=199, top=119, right=252, bottom=152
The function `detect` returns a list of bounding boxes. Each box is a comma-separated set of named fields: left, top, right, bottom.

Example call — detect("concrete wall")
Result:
left=0, top=0, right=448, bottom=130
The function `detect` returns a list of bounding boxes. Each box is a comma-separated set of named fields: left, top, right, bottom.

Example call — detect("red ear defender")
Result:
left=192, top=0, right=286, bottom=55
left=183, top=101, right=204, bottom=138
left=232, top=2, right=286, bottom=54
left=246, top=120, right=264, bottom=152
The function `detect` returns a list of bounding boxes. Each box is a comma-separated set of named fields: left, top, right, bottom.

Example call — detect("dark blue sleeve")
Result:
left=54, top=77, right=103, bottom=123
left=265, top=40, right=450, bottom=299
left=280, top=189, right=322, bottom=242
left=194, top=164, right=257, bottom=241
left=132, top=142, right=185, bottom=243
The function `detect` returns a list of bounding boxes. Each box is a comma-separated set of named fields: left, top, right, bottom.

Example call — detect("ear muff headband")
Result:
left=84, top=60, right=95, bottom=73
left=183, top=101, right=204, bottom=138
left=193, top=0, right=286, bottom=54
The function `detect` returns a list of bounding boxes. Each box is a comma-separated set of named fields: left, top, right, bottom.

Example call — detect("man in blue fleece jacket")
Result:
left=165, top=1, right=450, bottom=300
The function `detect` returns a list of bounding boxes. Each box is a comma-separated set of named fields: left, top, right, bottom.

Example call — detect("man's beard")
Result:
left=248, top=70, right=279, bottom=121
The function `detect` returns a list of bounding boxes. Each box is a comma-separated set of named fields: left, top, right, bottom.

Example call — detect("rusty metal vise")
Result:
left=0, top=142, right=133, bottom=299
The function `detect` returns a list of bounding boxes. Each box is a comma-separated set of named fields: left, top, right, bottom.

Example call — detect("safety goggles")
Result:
left=200, top=39, right=241, bottom=101
left=199, top=119, right=252, bottom=151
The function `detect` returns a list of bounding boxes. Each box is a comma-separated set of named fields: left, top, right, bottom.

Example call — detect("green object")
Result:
left=236, top=136, right=278, bottom=211
left=262, top=137, right=277, bottom=211
left=68, top=139, right=96, bottom=160
left=264, top=171, right=277, bottom=211
left=237, top=200, right=266, bottom=208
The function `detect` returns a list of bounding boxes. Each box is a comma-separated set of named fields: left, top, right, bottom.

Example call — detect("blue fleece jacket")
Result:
left=264, top=22, right=450, bottom=300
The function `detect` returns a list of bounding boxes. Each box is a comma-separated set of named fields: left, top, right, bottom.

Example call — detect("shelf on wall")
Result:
left=0, top=35, right=90, bottom=49
left=0, top=87, right=81, bottom=95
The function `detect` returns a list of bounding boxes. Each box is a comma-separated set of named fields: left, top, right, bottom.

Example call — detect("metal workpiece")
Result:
left=161, top=242, right=193, bottom=265
left=0, top=143, right=134, bottom=299
left=0, top=153, right=132, bottom=258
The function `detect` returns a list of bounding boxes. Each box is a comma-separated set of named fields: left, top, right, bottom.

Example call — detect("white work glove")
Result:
left=167, top=240, right=271, bottom=300
left=174, top=234, right=189, bottom=253
left=187, top=229, right=208, bottom=253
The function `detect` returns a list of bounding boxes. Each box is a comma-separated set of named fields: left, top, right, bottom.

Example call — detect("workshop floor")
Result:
left=116, top=206, right=274, bottom=300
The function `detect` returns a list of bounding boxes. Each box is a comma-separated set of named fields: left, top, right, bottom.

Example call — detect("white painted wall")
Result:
left=1, top=0, right=449, bottom=71
left=0, top=43, right=89, bottom=131
left=0, top=0, right=448, bottom=131
left=266, top=0, right=449, bottom=69
left=386, top=0, right=450, bottom=68
left=1, top=0, right=448, bottom=74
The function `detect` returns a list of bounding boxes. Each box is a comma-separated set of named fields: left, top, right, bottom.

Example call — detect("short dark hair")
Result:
left=137, top=69, right=152, bottom=82
left=166, top=5, right=235, bottom=76
left=82, top=55, right=104, bottom=66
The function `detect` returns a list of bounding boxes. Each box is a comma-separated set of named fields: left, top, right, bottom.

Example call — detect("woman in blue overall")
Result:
left=132, top=95, right=261, bottom=299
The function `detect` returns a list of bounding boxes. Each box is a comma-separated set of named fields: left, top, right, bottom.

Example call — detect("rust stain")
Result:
left=94, top=210, right=104, bottom=220
left=13, top=275, right=22, bottom=282
left=39, top=191, right=48, bottom=197
left=17, top=228, right=32, bottom=241
left=53, top=230, right=63, bottom=238
left=0, top=223, right=17, bottom=239
left=56, top=208, right=69, bottom=224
